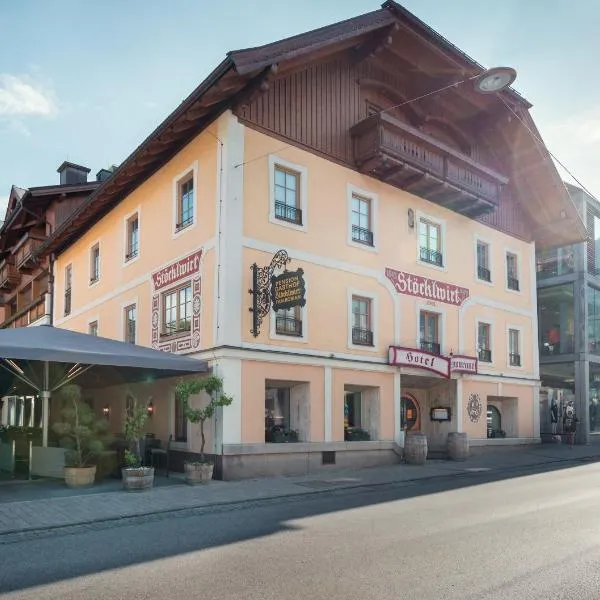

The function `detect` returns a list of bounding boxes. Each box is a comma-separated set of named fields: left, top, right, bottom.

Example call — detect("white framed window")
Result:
left=64, top=264, right=72, bottom=316
left=477, top=320, right=493, bottom=363
left=161, top=283, right=192, bottom=338
left=124, top=207, right=140, bottom=265
left=88, top=320, right=98, bottom=336
left=507, top=326, right=523, bottom=368
left=416, top=211, right=446, bottom=270
left=476, top=238, right=492, bottom=283
left=347, top=289, right=378, bottom=351
left=347, top=184, right=378, bottom=252
left=268, top=155, right=307, bottom=232
left=415, top=303, right=446, bottom=355
left=269, top=282, right=308, bottom=343
left=170, top=389, right=190, bottom=450
left=124, top=303, right=137, bottom=344
left=505, top=250, right=521, bottom=293
left=172, top=161, right=198, bottom=238
left=89, top=242, right=100, bottom=286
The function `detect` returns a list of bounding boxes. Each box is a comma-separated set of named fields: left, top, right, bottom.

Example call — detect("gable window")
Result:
left=90, top=243, right=100, bottom=284
left=419, top=219, right=443, bottom=267
left=162, top=283, right=192, bottom=337
left=477, top=241, right=491, bottom=282
left=274, top=166, right=302, bottom=225
left=275, top=306, right=302, bottom=337
left=351, top=194, right=374, bottom=246
left=124, top=304, right=136, bottom=344
left=64, top=264, right=72, bottom=316
left=89, top=321, right=98, bottom=336
left=352, top=296, right=374, bottom=346
left=176, top=175, right=194, bottom=232
left=478, top=323, right=492, bottom=362
left=507, top=252, right=520, bottom=291
left=509, top=328, right=521, bottom=366
left=419, top=310, right=440, bottom=354
left=126, top=214, right=139, bottom=261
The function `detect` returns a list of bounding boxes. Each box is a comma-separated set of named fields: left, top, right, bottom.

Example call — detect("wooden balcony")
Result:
left=1, top=296, right=46, bottom=329
left=13, top=234, right=45, bottom=273
left=0, top=259, right=19, bottom=290
left=350, top=113, right=508, bottom=218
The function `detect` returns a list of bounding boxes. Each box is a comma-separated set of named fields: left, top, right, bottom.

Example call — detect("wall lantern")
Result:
left=407, top=208, right=415, bottom=228
left=102, top=405, right=110, bottom=419
left=147, top=402, right=154, bottom=417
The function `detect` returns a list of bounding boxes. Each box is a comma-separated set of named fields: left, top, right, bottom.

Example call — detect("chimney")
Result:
left=57, top=161, right=91, bottom=185
left=96, top=165, right=119, bottom=182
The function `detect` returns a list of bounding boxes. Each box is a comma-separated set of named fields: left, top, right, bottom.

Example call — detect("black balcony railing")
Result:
left=351, top=225, right=374, bottom=246
left=274, top=201, right=303, bottom=225
left=509, top=353, right=521, bottom=366
left=478, top=348, right=492, bottom=362
left=64, top=288, right=71, bottom=316
left=507, top=276, right=520, bottom=291
left=420, top=247, right=443, bottom=267
left=477, top=265, right=491, bottom=282
left=420, top=339, right=441, bottom=355
left=352, top=327, right=374, bottom=346
left=276, top=316, right=302, bottom=337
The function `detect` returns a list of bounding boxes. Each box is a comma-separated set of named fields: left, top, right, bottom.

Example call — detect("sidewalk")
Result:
left=1, top=442, right=599, bottom=538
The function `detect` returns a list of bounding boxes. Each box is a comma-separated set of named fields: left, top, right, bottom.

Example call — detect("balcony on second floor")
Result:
left=0, top=259, right=19, bottom=290
left=13, top=233, right=46, bottom=273
left=350, top=113, right=508, bottom=219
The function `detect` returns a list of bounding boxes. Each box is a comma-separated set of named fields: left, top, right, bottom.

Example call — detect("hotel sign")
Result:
left=152, top=250, right=202, bottom=291
left=271, top=269, right=306, bottom=312
left=388, top=347, right=450, bottom=378
left=389, top=347, right=478, bottom=378
left=385, top=268, right=469, bottom=306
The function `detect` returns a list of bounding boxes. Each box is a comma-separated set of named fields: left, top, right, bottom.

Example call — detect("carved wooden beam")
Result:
left=351, top=23, right=399, bottom=66
left=233, top=64, right=279, bottom=112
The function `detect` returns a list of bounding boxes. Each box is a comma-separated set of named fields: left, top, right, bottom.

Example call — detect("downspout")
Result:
left=47, top=253, right=55, bottom=326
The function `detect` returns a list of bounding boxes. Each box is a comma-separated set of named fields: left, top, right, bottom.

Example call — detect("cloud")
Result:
left=0, top=196, right=8, bottom=221
left=0, top=73, right=58, bottom=118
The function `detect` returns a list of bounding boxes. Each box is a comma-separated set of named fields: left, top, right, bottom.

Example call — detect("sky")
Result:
left=1, top=0, right=599, bottom=213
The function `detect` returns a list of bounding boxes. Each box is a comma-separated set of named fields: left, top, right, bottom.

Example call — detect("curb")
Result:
left=1, top=453, right=599, bottom=539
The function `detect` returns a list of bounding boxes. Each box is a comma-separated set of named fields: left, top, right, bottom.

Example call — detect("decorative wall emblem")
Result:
left=467, top=393, right=483, bottom=423
left=151, top=249, right=202, bottom=354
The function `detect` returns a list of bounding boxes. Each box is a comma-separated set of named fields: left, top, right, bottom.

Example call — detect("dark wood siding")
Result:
left=237, top=55, right=532, bottom=240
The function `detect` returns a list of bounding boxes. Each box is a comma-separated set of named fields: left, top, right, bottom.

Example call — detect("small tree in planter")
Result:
left=52, top=384, right=112, bottom=488
left=176, top=375, right=233, bottom=485
left=122, top=395, right=154, bottom=492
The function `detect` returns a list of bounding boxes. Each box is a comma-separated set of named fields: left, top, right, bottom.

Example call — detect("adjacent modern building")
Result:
left=8, top=2, right=587, bottom=478
left=537, top=183, right=600, bottom=445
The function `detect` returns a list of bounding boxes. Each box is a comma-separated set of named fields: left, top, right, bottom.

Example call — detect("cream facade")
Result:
left=52, top=111, right=541, bottom=478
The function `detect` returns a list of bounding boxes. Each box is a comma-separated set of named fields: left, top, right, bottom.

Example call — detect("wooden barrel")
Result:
left=404, top=432, right=428, bottom=465
left=447, top=432, right=469, bottom=461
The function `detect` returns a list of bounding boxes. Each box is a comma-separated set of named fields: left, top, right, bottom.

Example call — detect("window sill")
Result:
left=173, top=221, right=195, bottom=238
left=89, top=278, right=100, bottom=288
left=269, top=213, right=307, bottom=233
left=417, top=258, right=446, bottom=273
left=160, top=329, right=191, bottom=342
left=124, top=253, right=140, bottom=267
left=347, top=239, right=378, bottom=253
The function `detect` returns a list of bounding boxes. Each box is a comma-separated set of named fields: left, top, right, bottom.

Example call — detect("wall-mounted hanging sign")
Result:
left=385, top=268, right=469, bottom=306
left=450, top=355, right=478, bottom=375
left=430, top=407, right=452, bottom=422
left=388, top=346, right=450, bottom=378
left=271, top=268, right=306, bottom=312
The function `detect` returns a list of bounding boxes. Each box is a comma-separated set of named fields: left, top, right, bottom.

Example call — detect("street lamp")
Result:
left=475, top=67, right=517, bottom=94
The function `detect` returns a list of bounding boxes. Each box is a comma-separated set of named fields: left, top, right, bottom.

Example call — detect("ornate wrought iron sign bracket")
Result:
left=249, top=249, right=291, bottom=337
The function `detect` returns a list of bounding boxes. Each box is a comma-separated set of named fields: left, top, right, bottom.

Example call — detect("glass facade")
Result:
left=536, top=246, right=574, bottom=280
left=589, top=286, right=600, bottom=355
left=538, top=284, right=575, bottom=355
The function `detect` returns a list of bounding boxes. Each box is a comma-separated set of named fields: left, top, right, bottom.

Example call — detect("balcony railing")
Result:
left=478, top=348, right=492, bottom=362
left=274, top=201, right=303, bottom=225
left=420, top=247, right=443, bottom=267
left=509, top=353, right=521, bottom=366
left=420, top=339, right=441, bottom=355
left=13, top=234, right=45, bottom=272
left=0, top=260, right=19, bottom=290
left=275, top=316, right=303, bottom=337
left=351, top=225, right=374, bottom=246
left=64, top=288, right=72, bottom=316
left=1, top=297, right=46, bottom=329
left=477, top=266, right=491, bottom=282
left=350, top=113, right=508, bottom=218
left=352, top=327, right=374, bottom=346
left=507, top=276, right=520, bottom=291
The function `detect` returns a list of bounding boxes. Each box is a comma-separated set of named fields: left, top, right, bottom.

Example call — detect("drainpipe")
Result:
left=47, top=253, right=55, bottom=326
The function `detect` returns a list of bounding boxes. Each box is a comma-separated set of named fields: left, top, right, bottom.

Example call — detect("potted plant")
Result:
left=176, top=375, right=233, bottom=485
left=121, top=395, right=154, bottom=491
left=269, top=427, right=299, bottom=443
left=52, top=384, right=111, bottom=488
left=344, top=426, right=371, bottom=442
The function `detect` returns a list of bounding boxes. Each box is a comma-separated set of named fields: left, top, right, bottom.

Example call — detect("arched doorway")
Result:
left=487, top=405, right=502, bottom=438
left=401, top=394, right=420, bottom=431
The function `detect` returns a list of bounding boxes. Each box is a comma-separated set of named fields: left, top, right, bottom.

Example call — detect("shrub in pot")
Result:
left=176, top=376, right=233, bottom=485
left=52, top=384, right=112, bottom=487
left=270, top=428, right=299, bottom=443
left=122, top=396, right=154, bottom=491
left=344, top=427, right=371, bottom=442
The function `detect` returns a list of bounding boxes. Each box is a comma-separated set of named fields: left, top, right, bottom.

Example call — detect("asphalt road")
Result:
left=2, top=461, right=600, bottom=599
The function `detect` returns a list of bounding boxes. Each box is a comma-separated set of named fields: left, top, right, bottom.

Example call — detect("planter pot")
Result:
left=184, top=462, right=213, bottom=485
left=64, top=466, right=97, bottom=488
left=122, top=466, right=155, bottom=491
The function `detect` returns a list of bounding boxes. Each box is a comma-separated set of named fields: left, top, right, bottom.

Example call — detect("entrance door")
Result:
left=401, top=394, right=420, bottom=431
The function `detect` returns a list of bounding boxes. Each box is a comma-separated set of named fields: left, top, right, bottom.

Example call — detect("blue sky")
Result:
left=1, top=0, right=598, bottom=212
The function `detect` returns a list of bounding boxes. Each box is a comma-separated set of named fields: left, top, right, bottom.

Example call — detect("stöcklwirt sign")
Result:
left=385, top=268, right=469, bottom=306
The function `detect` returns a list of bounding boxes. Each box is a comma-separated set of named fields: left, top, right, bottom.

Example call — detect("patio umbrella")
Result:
left=0, top=325, right=209, bottom=445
